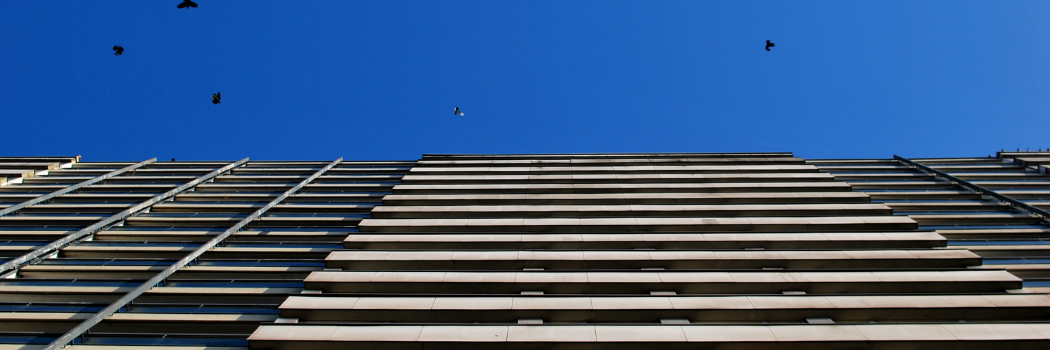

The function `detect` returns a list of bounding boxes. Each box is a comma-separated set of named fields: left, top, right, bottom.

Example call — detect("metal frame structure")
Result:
left=0, top=158, right=249, bottom=277
left=0, top=158, right=156, bottom=217
left=895, top=155, right=1050, bottom=223
left=42, top=158, right=342, bottom=350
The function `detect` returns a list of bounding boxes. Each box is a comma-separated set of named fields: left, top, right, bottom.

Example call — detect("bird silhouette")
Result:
left=454, top=107, right=464, bottom=116
left=113, top=46, right=124, bottom=56
left=177, top=0, right=198, bottom=9
left=212, top=92, right=221, bottom=104
left=765, top=40, right=775, bottom=51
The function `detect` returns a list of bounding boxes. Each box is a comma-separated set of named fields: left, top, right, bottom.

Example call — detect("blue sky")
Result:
left=2, top=1, right=1047, bottom=161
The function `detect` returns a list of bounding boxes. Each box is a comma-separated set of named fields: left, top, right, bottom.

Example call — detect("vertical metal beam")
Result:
left=895, top=155, right=1050, bottom=223
left=0, top=158, right=157, bottom=217
left=0, top=158, right=249, bottom=276
left=43, top=158, right=342, bottom=350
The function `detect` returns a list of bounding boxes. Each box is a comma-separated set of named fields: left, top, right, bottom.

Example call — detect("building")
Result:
left=0, top=152, right=1048, bottom=350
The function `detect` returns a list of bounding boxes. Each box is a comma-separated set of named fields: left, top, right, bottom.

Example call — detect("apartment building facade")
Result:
left=0, top=152, right=1048, bottom=349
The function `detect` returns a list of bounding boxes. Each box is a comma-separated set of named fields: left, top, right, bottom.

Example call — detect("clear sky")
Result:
left=2, top=1, right=1047, bottom=161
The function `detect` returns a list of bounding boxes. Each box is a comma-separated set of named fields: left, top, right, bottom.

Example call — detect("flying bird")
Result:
left=113, top=46, right=124, bottom=56
left=765, top=40, right=775, bottom=51
left=212, top=92, right=221, bottom=104
left=177, top=0, right=198, bottom=9
left=454, top=107, right=464, bottom=116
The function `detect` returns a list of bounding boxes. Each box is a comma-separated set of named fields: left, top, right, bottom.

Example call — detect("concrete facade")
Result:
left=0, top=153, right=1048, bottom=349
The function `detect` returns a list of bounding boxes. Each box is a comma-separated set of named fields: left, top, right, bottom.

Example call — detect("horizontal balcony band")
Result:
left=101, top=176, right=197, bottom=182
left=323, top=249, right=979, bottom=271
left=46, top=193, right=158, bottom=200
left=961, top=182, right=1050, bottom=189
left=370, top=204, right=893, bottom=219
left=95, top=230, right=351, bottom=242
left=0, top=286, right=300, bottom=305
left=935, top=228, right=1050, bottom=237
left=0, top=286, right=135, bottom=294
left=908, top=213, right=1043, bottom=225
left=278, top=294, right=1050, bottom=323
left=830, top=173, right=932, bottom=179
left=845, top=181, right=950, bottom=187
left=927, top=165, right=1023, bottom=171
left=357, top=216, right=919, bottom=233
left=76, top=324, right=268, bottom=339
left=864, top=192, right=980, bottom=200
left=882, top=202, right=1009, bottom=211
left=171, top=269, right=319, bottom=281
left=59, top=246, right=337, bottom=259
left=173, top=193, right=388, bottom=198
left=0, top=312, right=276, bottom=324
left=953, top=174, right=1049, bottom=180
left=248, top=323, right=1050, bottom=348
left=151, top=203, right=375, bottom=213
left=67, top=163, right=146, bottom=169
left=392, top=182, right=852, bottom=195
left=0, top=195, right=43, bottom=201
left=76, top=185, right=181, bottom=191
left=776, top=166, right=913, bottom=172
left=213, top=175, right=403, bottom=183
left=343, top=232, right=947, bottom=250
left=303, top=270, right=1021, bottom=294
left=992, top=191, right=1050, bottom=199
left=193, top=183, right=394, bottom=190
left=0, top=215, right=107, bottom=222
left=0, top=245, right=48, bottom=251
left=400, top=173, right=835, bottom=185
left=0, top=230, right=75, bottom=240
left=953, top=246, right=1050, bottom=258
left=237, top=161, right=413, bottom=167
left=409, top=165, right=820, bottom=176
left=47, top=170, right=141, bottom=176
left=0, top=161, right=70, bottom=168
left=324, top=168, right=414, bottom=173
left=93, top=170, right=222, bottom=176
left=415, top=157, right=804, bottom=167
left=21, top=204, right=136, bottom=211
left=136, top=291, right=302, bottom=305
left=908, top=157, right=1003, bottom=163
left=990, top=264, right=1050, bottom=279
left=147, top=286, right=302, bottom=295
left=17, top=265, right=321, bottom=279
left=280, top=294, right=1050, bottom=312
left=0, top=322, right=268, bottom=338
left=383, top=192, right=872, bottom=206
left=420, top=153, right=795, bottom=160
left=122, top=216, right=363, bottom=227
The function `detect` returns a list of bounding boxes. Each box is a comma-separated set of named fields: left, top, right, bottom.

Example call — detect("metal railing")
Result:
left=895, top=155, right=1050, bottom=223
left=0, top=158, right=249, bottom=277
left=43, top=158, right=342, bottom=350
left=0, top=158, right=156, bottom=217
